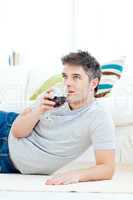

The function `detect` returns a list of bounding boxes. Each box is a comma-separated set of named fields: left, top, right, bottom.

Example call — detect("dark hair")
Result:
left=61, top=50, right=101, bottom=93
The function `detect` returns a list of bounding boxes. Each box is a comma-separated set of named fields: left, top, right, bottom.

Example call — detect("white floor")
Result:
left=0, top=192, right=133, bottom=200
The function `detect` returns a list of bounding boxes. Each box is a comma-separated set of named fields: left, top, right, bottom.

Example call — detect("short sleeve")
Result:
left=91, top=110, right=116, bottom=150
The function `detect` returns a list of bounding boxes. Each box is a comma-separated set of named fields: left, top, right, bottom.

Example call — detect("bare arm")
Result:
left=45, top=150, right=115, bottom=185
left=11, top=91, right=56, bottom=138
left=77, top=150, right=115, bottom=182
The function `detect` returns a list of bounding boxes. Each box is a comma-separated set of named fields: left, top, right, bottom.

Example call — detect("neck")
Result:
left=69, top=95, right=95, bottom=110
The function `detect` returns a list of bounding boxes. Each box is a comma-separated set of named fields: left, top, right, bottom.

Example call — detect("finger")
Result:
left=45, top=89, right=54, bottom=97
left=45, top=179, right=58, bottom=185
left=43, top=93, right=54, bottom=101
left=45, top=179, right=64, bottom=185
left=46, top=88, right=54, bottom=94
left=40, top=105, right=55, bottom=111
left=53, top=180, right=64, bottom=185
left=45, top=179, right=53, bottom=185
left=41, top=99, right=55, bottom=106
left=64, top=177, right=79, bottom=184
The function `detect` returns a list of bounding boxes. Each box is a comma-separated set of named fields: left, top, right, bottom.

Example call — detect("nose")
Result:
left=64, top=78, right=73, bottom=87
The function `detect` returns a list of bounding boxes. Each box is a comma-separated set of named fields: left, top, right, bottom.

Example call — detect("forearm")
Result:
left=46, top=150, right=115, bottom=185
left=78, top=163, right=115, bottom=182
left=11, top=109, right=41, bottom=138
left=45, top=163, right=115, bottom=185
left=11, top=90, right=56, bottom=138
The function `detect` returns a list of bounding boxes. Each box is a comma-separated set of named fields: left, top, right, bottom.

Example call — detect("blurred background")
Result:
left=0, top=0, right=131, bottom=72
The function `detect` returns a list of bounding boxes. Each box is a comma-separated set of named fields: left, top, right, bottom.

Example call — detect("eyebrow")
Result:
left=62, top=72, right=81, bottom=76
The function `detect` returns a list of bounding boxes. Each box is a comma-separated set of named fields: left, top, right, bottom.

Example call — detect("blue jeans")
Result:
left=0, top=111, right=20, bottom=173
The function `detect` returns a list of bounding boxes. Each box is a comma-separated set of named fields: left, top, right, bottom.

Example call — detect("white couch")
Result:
left=1, top=66, right=133, bottom=198
left=0, top=66, right=133, bottom=165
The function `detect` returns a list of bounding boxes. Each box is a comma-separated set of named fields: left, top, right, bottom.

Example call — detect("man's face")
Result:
left=62, top=64, right=95, bottom=104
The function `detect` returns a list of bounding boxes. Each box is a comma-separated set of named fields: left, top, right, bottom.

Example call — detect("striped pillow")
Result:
left=95, top=59, right=124, bottom=98
left=30, top=59, right=124, bottom=100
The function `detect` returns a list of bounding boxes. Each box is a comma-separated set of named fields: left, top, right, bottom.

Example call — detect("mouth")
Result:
left=68, top=91, right=75, bottom=95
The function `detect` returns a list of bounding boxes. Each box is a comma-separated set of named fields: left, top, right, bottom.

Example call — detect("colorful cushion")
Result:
left=30, top=74, right=63, bottom=100
left=95, top=59, right=124, bottom=98
left=29, top=58, right=124, bottom=100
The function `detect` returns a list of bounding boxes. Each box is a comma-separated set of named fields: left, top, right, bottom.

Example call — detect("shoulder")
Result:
left=86, top=101, right=114, bottom=131
left=86, top=100, right=112, bottom=119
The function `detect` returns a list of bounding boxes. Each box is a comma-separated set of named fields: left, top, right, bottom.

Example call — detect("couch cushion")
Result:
left=97, top=74, right=133, bottom=126
left=0, top=67, right=30, bottom=112
left=25, top=67, right=61, bottom=100
left=95, top=58, right=124, bottom=98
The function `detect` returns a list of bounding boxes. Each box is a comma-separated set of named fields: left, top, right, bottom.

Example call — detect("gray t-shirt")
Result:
left=8, top=99, right=116, bottom=175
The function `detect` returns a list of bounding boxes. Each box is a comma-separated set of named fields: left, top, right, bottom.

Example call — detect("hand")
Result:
left=36, top=89, right=56, bottom=114
left=45, top=170, right=80, bottom=185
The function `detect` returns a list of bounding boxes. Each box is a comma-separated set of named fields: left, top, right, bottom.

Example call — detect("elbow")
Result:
left=108, top=169, right=115, bottom=180
left=10, top=118, right=23, bottom=138
left=11, top=122, right=27, bottom=138
left=11, top=126, right=23, bottom=138
left=104, top=163, right=116, bottom=180
left=11, top=125, right=32, bottom=138
left=106, top=173, right=114, bottom=180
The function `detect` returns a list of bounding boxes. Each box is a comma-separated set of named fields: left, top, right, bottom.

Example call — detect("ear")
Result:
left=90, top=78, right=99, bottom=91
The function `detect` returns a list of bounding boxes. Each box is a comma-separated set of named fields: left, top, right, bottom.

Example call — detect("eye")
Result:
left=62, top=75, right=67, bottom=80
left=73, top=75, right=81, bottom=80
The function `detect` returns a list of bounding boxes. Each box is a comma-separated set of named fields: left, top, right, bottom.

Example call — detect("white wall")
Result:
left=74, top=0, right=132, bottom=73
left=0, top=0, right=132, bottom=73
left=0, top=0, right=73, bottom=70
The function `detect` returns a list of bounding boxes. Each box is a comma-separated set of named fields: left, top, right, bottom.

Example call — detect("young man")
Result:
left=0, top=51, right=116, bottom=185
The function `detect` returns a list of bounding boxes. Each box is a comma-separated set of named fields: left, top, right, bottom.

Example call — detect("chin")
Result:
left=67, top=96, right=83, bottom=104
